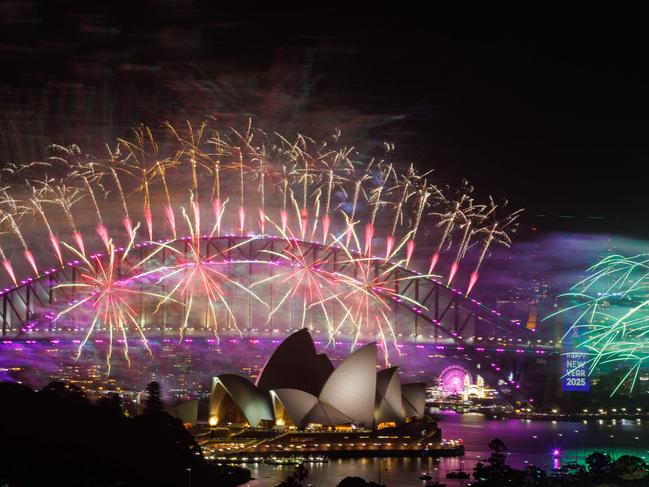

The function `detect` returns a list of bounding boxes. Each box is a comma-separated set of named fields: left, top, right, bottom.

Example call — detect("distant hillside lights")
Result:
left=208, top=329, right=426, bottom=431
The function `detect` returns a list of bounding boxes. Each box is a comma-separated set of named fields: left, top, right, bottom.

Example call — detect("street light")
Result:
left=186, top=467, right=191, bottom=487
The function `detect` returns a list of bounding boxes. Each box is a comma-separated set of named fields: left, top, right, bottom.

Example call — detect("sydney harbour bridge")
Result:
left=0, top=233, right=556, bottom=400
left=0, top=121, right=561, bottom=402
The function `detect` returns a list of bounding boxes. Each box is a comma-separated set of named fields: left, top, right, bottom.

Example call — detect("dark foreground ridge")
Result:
left=0, top=381, right=250, bottom=487
left=471, top=438, right=648, bottom=486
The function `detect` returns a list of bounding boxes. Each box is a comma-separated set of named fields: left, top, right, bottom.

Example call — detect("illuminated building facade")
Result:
left=209, top=329, right=426, bottom=430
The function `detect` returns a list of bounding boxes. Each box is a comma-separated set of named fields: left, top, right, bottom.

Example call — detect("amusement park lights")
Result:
left=0, top=120, right=522, bottom=370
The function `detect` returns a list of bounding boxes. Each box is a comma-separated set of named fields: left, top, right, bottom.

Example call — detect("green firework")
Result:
left=548, top=253, right=649, bottom=395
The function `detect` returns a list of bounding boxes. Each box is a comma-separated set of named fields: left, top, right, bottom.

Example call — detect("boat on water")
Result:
left=264, top=456, right=304, bottom=465
left=304, top=455, right=329, bottom=463
left=418, top=473, right=432, bottom=480
left=212, top=456, right=264, bottom=464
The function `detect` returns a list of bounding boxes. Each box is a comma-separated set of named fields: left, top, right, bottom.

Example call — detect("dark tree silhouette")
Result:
left=473, top=438, right=517, bottom=485
left=613, top=455, right=648, bottom=481
left=277, top=464, right=309, bottom=487
left=0, top=381, right=250, bottom=486
left=336, top=477, right=385, bottom=487
left=586, top=451, right=612, bottom=476
left=97, top=393, right=123, bottom=417
left=41, top=380, right=89, bottom=405
left=468, top=438, right=647, bottom=486
left=487, top=438, right=508, bottom=469
left=143, top=381, right=164, bottom=415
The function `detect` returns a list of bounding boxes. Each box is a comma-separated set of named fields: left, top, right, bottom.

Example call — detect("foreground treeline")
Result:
left=275, top=464, right=385, bottom=487
left=472, top=439, right=648, bottom=486
left=0, top=381, right=250, bottom=487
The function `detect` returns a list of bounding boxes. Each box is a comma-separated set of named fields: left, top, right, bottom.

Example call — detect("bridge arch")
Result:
left=1, top=234, right=532, bottom=348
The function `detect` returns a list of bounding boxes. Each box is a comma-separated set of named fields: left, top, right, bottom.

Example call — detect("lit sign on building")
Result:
left=562, top=352, right=590, bottom=392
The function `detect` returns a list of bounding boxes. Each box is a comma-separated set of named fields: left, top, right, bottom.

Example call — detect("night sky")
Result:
left=1, top=3, right=647, bottom=237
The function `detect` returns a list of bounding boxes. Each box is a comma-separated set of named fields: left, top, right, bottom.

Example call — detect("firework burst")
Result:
left=317, top=223, right=434, bottom=366
left=139, top=202, right=267, bottom=341
left=0, top=118, right=521, bottom=370
left=53, top=229, right=167, bottom=373
left=250, top=216, right=341, bottom=340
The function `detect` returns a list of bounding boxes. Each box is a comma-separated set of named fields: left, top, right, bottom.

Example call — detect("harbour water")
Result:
left=242, top=410, right=649, bottom=486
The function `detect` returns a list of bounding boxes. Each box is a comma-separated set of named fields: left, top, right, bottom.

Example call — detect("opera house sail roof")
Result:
left=209, top=329, right=427, bottom=430
left=210, top=374, right=274, bottom=427
left=375, top=367, right=404, bottom=425
left=318, top=343, right=377, bottom=427
left=255, top=328, right=333, bottom=396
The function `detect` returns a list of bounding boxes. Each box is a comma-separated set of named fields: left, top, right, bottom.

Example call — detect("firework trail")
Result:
left=466, top=199, right=522, bottom=295
left=116, top=125, right=174, bottom=241
left=0, top=244, right=17, bottom=285
left=429, top=199, right=460, bottom=274
left=369, top=162, right=393, bottom=228
left=346, top=165, right=372, bottom=249
left=3, top=212, right=39, bottom=276
left=388, top=164, right=416, bottom=238
left=30, top=197, right=64, bottom=265
left=81, top=176, right=113, bottom=249
left=49, top=185, right=88, bottom=257
left=441, top=190, right=491, bottom=286
left=108, top=166, right=133, bottom=240
left=316, top=145, right=354, bottom=242
left=0, top=191, right=23, bottom=284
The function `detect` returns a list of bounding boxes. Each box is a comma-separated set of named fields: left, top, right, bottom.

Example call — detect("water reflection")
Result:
left=243, top=411, right=649, bottom=486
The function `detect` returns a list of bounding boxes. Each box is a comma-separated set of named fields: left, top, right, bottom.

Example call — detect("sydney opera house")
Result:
left=208, top=329, right=426, bottom=431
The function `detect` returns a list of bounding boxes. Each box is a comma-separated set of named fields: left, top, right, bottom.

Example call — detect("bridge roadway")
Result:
left=0, top=332, right=558, bottom=354
left=1, top=234, right=536, bottom=345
